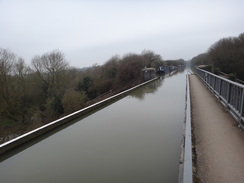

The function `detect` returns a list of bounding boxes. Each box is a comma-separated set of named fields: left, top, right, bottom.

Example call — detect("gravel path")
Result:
left=189, top=74, right=244, bottom=183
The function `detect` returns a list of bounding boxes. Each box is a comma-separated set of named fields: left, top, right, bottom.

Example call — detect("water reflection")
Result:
left=129, top=79, right=163, bottom=100
left=130, top=68, right=186, bottom=101
left=160, top=68, right=185, bottom=79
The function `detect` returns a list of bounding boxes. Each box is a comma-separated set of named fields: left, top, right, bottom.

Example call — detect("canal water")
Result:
left=0, top=69, right=188, bottom=183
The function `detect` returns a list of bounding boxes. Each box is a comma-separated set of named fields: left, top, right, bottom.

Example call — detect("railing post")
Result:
left=239, top=89, right=244, bottom=124
left=219, top=79, right=222, bottom=95
left=227, top=83, right=231, bottom=103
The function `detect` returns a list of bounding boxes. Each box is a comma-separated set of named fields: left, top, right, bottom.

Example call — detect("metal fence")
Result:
left=195, top=68, right=244, bottom=128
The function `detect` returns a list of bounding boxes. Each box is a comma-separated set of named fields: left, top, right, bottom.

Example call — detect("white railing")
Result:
left=195, top=68, right=244, bottom=128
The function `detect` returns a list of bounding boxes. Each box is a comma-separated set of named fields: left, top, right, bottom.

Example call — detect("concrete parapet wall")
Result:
left=0, top=78, right=157, bottom=155
left=178, top=74, right=193, bottom=183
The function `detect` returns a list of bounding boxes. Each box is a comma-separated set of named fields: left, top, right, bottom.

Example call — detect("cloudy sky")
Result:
left=0, top=0, right=243, bottom=67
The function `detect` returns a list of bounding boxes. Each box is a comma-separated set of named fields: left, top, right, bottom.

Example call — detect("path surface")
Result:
left=189, top=74, right=244, bottom=183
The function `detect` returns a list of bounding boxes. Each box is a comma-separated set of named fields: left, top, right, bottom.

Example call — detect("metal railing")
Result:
left=195, top=68, right=244, bottom=128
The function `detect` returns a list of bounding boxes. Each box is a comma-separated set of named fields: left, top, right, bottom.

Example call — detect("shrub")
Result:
left=228, top=73, right=237, bottom=81
left=213, top=67, right=220, bottom=75
left=202, top=65, right=212, bottom=72
left=62, top=90, right=87, bottom=114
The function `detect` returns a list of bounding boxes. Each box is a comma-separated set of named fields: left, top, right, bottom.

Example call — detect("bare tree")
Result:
left=142, top=49, right=164, bottom=68
left=208, top=33, right=244, bottom=80
left=0, top=49, right=15, bottom=97
left=31, top=50, right=70, bottom=122
left=32, top=50, right=69, bottom=97
left=0, top=49, right=16, bottom=119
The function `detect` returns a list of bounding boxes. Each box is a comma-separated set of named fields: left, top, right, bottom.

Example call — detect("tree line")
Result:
left=191, top=33, right=244, bottom=80
left=0, top=49, right=164, bottom=127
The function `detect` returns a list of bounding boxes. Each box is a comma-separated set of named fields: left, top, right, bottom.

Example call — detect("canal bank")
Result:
left=0, top=78, right=157, bottom=156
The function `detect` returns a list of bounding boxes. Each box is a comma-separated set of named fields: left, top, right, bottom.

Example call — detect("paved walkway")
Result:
left=189, top=74, right=244, bottom=183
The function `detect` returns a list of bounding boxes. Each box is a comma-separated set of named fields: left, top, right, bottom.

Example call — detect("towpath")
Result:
left=189, top=74, right=244, bottom=183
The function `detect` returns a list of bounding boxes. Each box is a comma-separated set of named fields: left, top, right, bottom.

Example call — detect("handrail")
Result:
left=195, top=68, right=244, bottom=128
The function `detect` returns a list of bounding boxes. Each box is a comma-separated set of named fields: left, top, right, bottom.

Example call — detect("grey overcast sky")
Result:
left=0, top=0, right=243, bottom=67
